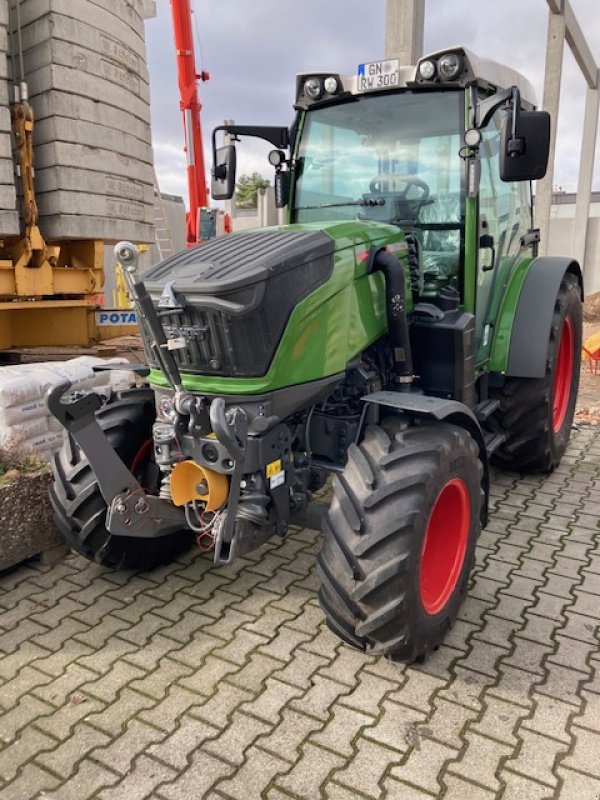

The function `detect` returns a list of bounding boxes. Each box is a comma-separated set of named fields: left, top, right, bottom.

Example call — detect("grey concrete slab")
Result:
left=0, top=106, right=11, bottom=133
left=17, top=10, right=147, bottom=61
left=0, top=208, right=20, bottom=234
left=34, top=167, right=153, bottom=205
left=19, top=40, right=150, bottom=99
left=15, top=0, right=145, bottom=41
left=40, top=214, right=154, bottom=242
left=30, top=91, right=152, bottom=143
left=37, top=190, right=152, bottom=224
left=34, top=142, right=154, bottom=184
left=26, top=65, right=150, bottom=124
left=34, top=117, right=153, bottom=164
left=0, top=183, right=16, bottom=206
left=0, top=158, right=15, bottom=185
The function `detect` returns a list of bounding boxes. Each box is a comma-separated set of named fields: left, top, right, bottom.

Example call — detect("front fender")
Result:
left=361, top=391, right=489, bottom=526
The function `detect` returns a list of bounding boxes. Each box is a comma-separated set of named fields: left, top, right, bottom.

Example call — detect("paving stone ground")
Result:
left=0, top=424, right=599, bottom=800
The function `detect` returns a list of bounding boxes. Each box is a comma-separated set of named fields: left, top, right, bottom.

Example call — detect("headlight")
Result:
left=418, top=59, right=436, bottom=80
left=323, top=76, right=339, bottom=94
left=438, top=53, right=462, bottom=80
left=304, top=77, right=323, bottom=100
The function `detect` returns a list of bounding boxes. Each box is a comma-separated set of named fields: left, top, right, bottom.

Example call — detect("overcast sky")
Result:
left=145, top=0, right=600, bottom=202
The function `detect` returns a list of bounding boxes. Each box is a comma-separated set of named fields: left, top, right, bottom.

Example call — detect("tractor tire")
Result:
left=50, top=388, right=192, bottom=570
left=317, top=419, right=483, bottom=662
left=489, top=272, right=582, bottom=473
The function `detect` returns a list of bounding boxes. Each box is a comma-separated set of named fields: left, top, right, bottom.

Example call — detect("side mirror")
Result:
left=500, top=110, right=550, bottom=182
left=211, top=145, right=237, bottom=200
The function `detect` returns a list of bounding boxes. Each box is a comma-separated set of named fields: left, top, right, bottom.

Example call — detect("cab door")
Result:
left=476, top=110, right=532, bottom=365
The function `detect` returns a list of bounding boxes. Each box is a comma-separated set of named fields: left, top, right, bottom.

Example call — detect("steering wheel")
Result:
left=369, top=174, right=430, bottom=203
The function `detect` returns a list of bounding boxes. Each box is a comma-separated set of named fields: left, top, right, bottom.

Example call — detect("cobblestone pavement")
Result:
left=0, top=425, right=599, bottom=800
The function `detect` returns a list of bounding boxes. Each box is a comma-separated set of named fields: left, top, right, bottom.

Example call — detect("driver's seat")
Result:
left=418, top=193, right=461, bottom=278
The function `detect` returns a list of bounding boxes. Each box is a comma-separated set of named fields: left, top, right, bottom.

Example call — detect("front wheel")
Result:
left=50, top=389, right=192, bottom=570
left=317, top=419, right=483, bottom=662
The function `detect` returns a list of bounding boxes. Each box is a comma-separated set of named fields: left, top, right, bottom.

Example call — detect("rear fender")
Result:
left=361, top=391, right=489, bottom=526
left=490, top=257, right=583, bottom=379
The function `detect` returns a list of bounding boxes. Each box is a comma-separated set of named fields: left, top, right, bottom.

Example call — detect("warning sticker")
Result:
left=266, top=459, right=282, bottom=478
left=270, top=470, right=285, bottom=489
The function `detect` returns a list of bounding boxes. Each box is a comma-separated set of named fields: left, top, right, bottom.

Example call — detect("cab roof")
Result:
left=296, top=46, right=537, bottom=109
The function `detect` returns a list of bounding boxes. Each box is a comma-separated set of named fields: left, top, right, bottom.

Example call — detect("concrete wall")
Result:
left=547, top=193, right=600, bottom=295
left=228, top=186, right=281, bottom=233
left=7, top=0, right=156, bottom=242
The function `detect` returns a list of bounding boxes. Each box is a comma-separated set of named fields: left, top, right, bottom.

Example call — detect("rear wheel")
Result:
left=317, top=419, right=483, bottom=662
left=489, top=273, right=582, bottom=473
left=50, top=389, right=192, bottom=569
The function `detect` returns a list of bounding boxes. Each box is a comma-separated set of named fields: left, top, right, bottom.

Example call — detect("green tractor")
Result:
left=49, top=47, right=583, bottom=661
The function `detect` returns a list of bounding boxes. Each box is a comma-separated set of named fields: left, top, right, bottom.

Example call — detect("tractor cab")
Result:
left=212, top=46, right=550, bottom=355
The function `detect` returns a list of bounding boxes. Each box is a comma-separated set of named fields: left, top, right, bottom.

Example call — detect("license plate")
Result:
left=357, top=59, right=400, bottom=92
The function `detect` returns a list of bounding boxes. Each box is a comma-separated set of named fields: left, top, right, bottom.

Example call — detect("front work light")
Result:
left=304, top=77, right=324, bottom=100
left=438, top=53, right=462, bottom=80
left=418, top=60, right=436, bottom=80
left=323, top=76, right=339, bottom=94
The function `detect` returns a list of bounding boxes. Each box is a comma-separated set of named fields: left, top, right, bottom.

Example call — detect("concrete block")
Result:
left=0, top=183, right=16, bottom=207
left=30, top=91, right=152, bottom=143
left=35, top=167, right=154, bottom=205
left=16, top=0, right=145, bottom=41
left=27, top=64, right=150, bottom=124
left=0, top=135, right=12, bottom=166
left=34, top=141, right=154, bottom=184
left=38, top=190, right=151, bottom=224
left=140, top=0, right=156, bottom=19
left=19, top=40, right=150, bottom=99
left=34, top=117, right=152, bottom=164
left=39, top=214, right=154, bottom=243
left=0, top=208, right=19, bottom=235
left=0, top=158, right=15, bottom=185
left=0, top=105, right=11, bottom=132
left=17, top=11, right=147, bottom=61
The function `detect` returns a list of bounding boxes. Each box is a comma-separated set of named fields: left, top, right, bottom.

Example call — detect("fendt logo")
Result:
left=96, top=311, right=138, bottom=326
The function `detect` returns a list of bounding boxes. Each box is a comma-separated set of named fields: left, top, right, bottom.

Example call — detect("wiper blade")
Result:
left=295, top=198, right=386, bottom=210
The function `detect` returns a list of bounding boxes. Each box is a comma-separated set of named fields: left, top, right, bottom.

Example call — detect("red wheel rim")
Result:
left=419, top=478, right=470, bottom=616
left=553, top=316, right=574, bottom=433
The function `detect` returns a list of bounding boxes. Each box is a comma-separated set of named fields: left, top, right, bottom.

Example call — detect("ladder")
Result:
left=153, top=172, right=175, bottom=261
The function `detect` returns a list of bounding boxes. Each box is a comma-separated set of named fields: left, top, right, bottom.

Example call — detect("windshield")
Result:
left=292, top=90, right=464, bottom=228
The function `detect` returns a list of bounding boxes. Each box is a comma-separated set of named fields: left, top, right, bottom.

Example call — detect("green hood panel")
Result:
left=149, top=220, right=408, bottom=395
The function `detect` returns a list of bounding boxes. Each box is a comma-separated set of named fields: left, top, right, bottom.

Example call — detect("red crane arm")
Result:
left=170, top=0, right=209, bottom=246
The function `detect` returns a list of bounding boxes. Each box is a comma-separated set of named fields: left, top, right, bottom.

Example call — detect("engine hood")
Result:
left=142, top=221, right=406, bottom=381
left=144, top=229, right=334, bottom=296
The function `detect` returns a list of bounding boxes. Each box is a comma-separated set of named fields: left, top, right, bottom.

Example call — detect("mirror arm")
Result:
left=476, top=86, right=514, bottom=130
left=212, top=124, right=289, bottom=156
